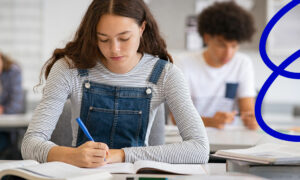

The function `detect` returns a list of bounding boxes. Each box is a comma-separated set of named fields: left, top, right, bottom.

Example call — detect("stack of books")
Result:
left=213, top=143, right=300, bottom=179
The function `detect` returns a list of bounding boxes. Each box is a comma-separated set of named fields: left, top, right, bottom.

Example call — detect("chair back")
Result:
left=50, top=100, right=72, bottom=146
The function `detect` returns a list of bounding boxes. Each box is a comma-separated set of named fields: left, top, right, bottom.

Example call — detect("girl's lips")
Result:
left=110, top=56, right=123, bottom=61
left=221, top=58, right=230, bottom=63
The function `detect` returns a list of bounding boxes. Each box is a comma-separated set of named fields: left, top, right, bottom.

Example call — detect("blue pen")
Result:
left=76, top=117, right=94, bottom=141
left=76, top=117, right=107, bottom=161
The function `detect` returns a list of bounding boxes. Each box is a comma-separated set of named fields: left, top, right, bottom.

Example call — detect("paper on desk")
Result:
left=0, top=160, right=39, bottom=171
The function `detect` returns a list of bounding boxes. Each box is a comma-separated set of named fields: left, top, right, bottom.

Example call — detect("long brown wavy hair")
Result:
left=39, top=0, right=172, bottom=85
left=0, top=53, right=15, bottom=72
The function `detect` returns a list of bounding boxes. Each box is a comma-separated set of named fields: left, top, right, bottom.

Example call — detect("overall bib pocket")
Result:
left=86, top=107, right=143, bottom=148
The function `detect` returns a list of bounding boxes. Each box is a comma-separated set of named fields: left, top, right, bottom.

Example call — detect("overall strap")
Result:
left=148, top=59, right=168, bottom=85
left=77, top=69, right=89, bottom=77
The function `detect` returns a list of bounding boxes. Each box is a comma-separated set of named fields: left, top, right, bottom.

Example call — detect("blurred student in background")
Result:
left=176, top=1, right=258, bottom=130
left=0, top=52, right=23, bottom=154
left=0, top=52, right=23, bottom=114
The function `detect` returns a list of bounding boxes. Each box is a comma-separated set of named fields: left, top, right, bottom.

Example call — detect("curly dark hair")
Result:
left=197, top=1, right=255, bottom=44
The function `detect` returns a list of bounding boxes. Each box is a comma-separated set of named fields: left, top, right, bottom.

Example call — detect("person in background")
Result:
left=22, top=0, right=209, bottom=167
left=0, top=52, right=23, bottom=154
left=175, top=1, right=258, bottom=130
left=0, top=52, right=23, bottom=114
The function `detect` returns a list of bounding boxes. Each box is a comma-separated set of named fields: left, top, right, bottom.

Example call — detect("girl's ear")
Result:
left=140, top=21, right=146, bottom=36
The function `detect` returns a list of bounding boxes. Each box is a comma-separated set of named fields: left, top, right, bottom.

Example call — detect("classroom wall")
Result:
left=42, top=0, right=92, bottom=62
left=147, top=0, right=196, bottom=50
left=148, top=0, right=267, bottom=51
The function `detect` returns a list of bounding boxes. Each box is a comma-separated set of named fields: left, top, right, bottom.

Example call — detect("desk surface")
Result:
left=0, top=113, right=32, bottom=128
left=165, top=115, right=300, bottom=152
left=165, top=125, right=263, bottom=152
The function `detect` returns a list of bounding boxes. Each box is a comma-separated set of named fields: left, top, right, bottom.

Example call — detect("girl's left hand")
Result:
left=106, top=149, right=125, bottom=163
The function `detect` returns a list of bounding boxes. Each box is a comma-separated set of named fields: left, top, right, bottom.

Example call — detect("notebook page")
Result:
left=91, top=162, right=134, bottom=174
left=133, top=160, right=207, bottom=175
left=19, top=162, right=111, bottom=179
left=0, top=160, right=39, bottom=171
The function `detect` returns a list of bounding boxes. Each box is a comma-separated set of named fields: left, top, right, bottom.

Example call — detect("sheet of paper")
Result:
left=0, top=160, right=39, bottom=171
left=134, top=160, right=207, bottom=175
left=91, top=163, right=134, bottom=174
left=20, top=162, right=111, bottom=179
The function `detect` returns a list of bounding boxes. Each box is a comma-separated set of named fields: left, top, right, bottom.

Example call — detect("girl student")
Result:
left=21, top=0, right=209, bottom=168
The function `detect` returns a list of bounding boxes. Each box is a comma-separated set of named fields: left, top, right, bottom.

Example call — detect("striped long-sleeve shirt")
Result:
left=21, top=53, right=209, bottom=163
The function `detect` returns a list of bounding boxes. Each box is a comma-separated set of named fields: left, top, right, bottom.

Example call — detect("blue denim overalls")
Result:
left=76, top=59, right=167, bottom=149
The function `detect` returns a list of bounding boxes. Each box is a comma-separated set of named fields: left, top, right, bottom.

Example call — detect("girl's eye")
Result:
left=99, top=39, right=109, bottom=43
left=119, top=38, right=130, bottom=42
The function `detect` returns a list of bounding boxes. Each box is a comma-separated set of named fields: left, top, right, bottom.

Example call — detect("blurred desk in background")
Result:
left=165, top=125, right=262, bottom=152
left=0, top=113, right=32, bottom=159
left=0, top=113, right=32, bottom=128
left=165, top=115, right=300, bottom=153
left=263, top=114, right=300, bottom=128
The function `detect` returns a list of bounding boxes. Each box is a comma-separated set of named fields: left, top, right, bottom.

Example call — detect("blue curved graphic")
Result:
left=257, top=0, right=300, bottom=142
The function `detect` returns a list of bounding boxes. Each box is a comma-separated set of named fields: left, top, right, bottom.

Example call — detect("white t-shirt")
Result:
left=175, top=51, right=255, bottom=118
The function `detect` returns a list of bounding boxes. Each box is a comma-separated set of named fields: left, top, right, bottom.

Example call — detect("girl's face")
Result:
left=97, top=14, right=145, bottom=74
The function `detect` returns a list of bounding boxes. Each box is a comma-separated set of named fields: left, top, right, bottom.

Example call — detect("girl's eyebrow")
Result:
left=97, top=31, right=131, bottom=37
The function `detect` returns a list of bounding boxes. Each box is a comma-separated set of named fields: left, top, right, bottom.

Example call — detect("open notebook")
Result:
left=214, top=143, right=300, bottom=165
left=91, top=160, right=207, bottom=174
left=0, top=160, right=206, bottom=179
left=0, top=160, right=112, bottom=180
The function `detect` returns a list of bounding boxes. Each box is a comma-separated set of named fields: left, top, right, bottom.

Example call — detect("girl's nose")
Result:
left=110, top=40, right=121, bottom=54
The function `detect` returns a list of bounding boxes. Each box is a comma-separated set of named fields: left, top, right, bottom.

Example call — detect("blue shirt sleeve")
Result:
left=0, top=65, right=24, bottom=114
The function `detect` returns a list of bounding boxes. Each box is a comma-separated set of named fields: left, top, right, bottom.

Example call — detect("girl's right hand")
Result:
left=48, top=141, right=109, bottom=168
left=72, top=141, right=109, bottom=168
